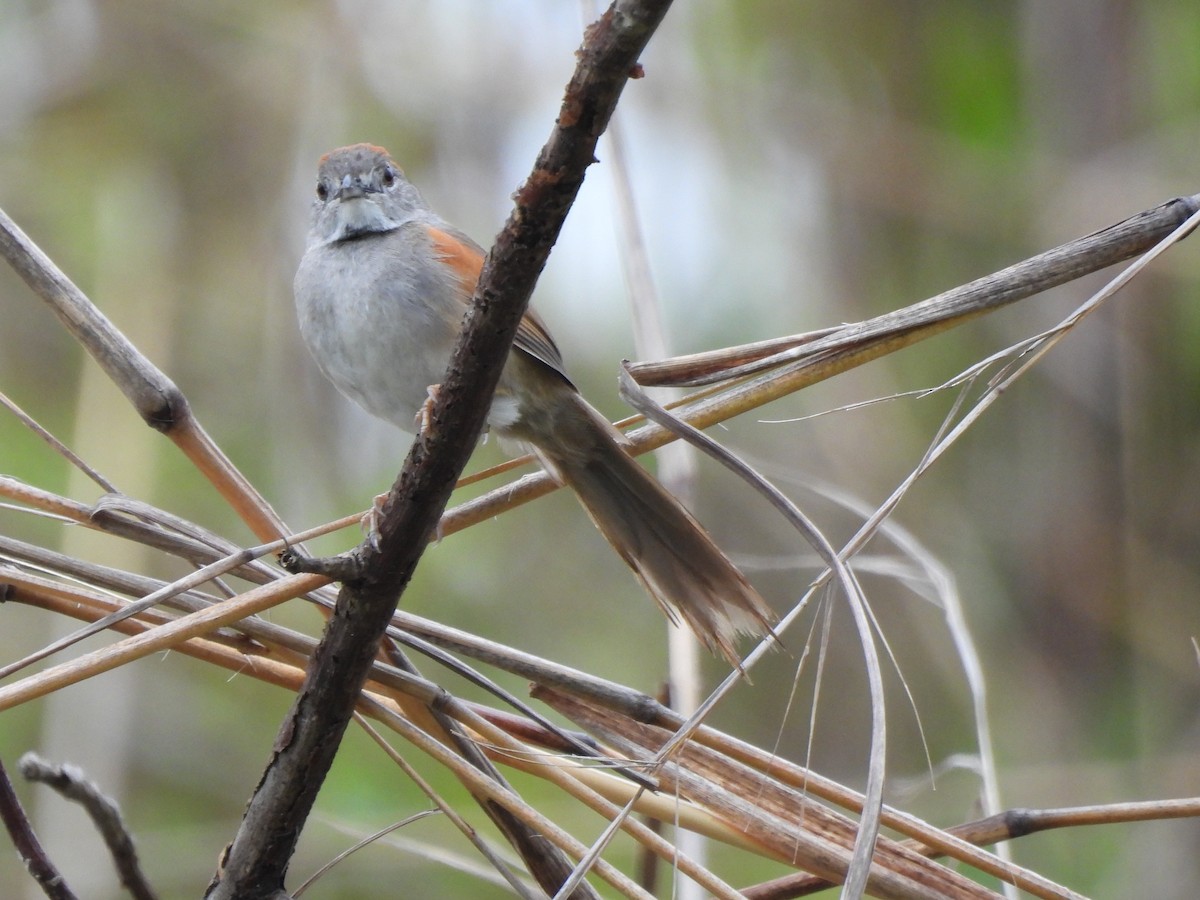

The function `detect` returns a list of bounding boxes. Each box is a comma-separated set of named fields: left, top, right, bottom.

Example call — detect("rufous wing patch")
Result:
left=426, top=224, right=568, bottom=378
left=426, top=225, right=485, bottom=293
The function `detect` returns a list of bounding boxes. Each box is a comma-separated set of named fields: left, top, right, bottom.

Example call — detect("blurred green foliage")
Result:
left=2, top=1, right=1199, bottom=896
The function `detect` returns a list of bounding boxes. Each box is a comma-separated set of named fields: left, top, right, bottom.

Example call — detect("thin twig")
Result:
left=290, top=810, right=443, bottom=898
left=628, top=193, right=1200, bottom=387
left=208, top=4, right=678, bottom=897
left=347, top=714, right=541, bottom=900
left=0, top=569, right=322, bottom=713
left=3, top=109, right=1195, bottom=900
left=9, top=537, right=1189, bottom=898
left=535, top=686, right=1005, bottom=900
left=440, top=193, right=1200, bottom=535
left=0, top=390, right=116, bottom=492
left=617, top=367, right=888, bottom=898
left=0, top=209, right=287, bottom=543
left=18, top=754, right=158, bottom=900
left=0, top=756, right=78, bottom=900
left=358, top=694, right=655, bottom=900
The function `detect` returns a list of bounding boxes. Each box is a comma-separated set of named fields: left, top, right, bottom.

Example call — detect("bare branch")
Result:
left=441, top=193, right=1200, bottom=532
left=628, top=193, right=1200, bottom=387
left=0, top=757, right=78, bottom=900
left=18, top=754, right=157, bottom=900
left=206, top=2, right=676, bottom=897
left=0, top=211, right=286, bottom=543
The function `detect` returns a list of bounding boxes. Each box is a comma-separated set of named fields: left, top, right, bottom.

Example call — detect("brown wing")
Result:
left=426, top=224, right=570, bottom=382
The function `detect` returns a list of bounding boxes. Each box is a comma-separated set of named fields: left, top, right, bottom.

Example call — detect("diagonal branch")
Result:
left=0, top=210, right=287, bottom=544
left=439, top=191, right=1200, bottom=532
left=18, top=755, right=158, bottom=900
left=0, top=757, right=78, bottom=900
left=205, top=2, right=676, bottom=898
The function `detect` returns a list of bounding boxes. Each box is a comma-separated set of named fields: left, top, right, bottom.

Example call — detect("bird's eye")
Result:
left=381, top=166, right=396, bottom=188
left=316, top=180, right=329, bottom=201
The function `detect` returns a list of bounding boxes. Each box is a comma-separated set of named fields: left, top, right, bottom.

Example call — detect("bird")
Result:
left=293, top=143, right=775, bottom=666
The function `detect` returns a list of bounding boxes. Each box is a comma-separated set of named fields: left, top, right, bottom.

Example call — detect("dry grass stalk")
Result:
left=3, top=141, right=1199, bottom=896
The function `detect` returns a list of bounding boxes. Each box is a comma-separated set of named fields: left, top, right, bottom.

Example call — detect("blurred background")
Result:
left=2, top=1, right=1199, bottom=896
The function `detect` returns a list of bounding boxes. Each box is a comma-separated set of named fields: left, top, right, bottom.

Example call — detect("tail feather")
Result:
left=531, top=394, right=776, bottom=668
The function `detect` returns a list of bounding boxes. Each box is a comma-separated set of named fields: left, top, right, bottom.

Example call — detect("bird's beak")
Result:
left=335, top=173, right=369, bottom=201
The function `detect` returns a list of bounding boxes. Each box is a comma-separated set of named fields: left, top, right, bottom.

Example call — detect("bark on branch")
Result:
left=205, top=2, right=676, bottom=897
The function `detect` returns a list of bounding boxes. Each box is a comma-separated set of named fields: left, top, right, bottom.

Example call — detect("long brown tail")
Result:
left=529, top=392, right=776, bottom=668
